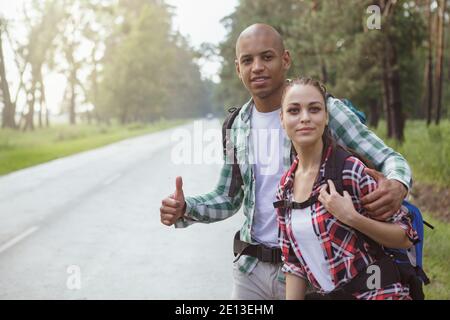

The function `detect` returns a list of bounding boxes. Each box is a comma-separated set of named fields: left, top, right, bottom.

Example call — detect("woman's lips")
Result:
left=296, top=127, right=315, bottom=133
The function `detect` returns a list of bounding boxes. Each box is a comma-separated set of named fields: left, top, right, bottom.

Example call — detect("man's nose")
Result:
left=252, top=57, right=264, bottom=73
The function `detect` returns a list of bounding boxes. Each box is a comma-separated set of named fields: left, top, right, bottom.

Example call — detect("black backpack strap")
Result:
left=323, top=145, right=351, bottom=195
left=222, top=106, right=243, bottom=198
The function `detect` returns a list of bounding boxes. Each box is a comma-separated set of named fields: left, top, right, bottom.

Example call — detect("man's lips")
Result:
left=251, top=76, right=270, bottom=83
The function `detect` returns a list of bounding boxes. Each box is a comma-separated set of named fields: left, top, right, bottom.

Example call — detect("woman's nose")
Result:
left=299, top=110, right=311, bottom=123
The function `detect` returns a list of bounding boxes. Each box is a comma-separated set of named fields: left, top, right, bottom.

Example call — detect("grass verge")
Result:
left=0, top=119, right=187, bottom=176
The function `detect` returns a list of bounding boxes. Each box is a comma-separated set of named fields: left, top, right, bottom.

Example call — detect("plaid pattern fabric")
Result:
left=175, top=96, right=413, bottom=281
left=276, top=146, right=418, bottom=299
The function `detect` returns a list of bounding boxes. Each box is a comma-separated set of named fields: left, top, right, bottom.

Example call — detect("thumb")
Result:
left=364, top=168, right=385, bottom=182
left=343, top=191, right=352, bottom=200
left=174, top=176, right=184, bottom=200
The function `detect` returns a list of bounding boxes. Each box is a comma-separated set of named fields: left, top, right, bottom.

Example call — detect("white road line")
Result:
left=103, top=174, right=121, bottom=186
left=0, top=226, right=39, bottom=254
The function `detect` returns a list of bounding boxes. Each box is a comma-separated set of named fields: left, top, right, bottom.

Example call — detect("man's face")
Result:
left=235, top=34, right=291, bottom=100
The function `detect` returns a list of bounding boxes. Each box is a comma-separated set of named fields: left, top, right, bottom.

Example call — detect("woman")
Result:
left=276, top=77, right=418, bottom=300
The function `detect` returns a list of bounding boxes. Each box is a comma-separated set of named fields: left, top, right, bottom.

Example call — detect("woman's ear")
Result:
left=279, top=110, right=285, bottom=129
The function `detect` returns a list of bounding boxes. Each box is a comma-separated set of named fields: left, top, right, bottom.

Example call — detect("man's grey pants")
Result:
left=231, top=260, right=286, bottom=300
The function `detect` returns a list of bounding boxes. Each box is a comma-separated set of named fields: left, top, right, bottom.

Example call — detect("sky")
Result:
left=0, top=0, right=238, bottom=114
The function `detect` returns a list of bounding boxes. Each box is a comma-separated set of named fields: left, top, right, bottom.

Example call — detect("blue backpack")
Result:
left=337, top=97, right=433, bottom=298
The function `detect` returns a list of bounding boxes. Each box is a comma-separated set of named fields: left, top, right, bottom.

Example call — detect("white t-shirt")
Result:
left=250, top=105, right=286, bottom=248
left=291, top=207, right=335, bottom=292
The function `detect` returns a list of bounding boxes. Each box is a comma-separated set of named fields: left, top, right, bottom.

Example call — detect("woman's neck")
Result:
left=294, top=139, right=324, bottom=173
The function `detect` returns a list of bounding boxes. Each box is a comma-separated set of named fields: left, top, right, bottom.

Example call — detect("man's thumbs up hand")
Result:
left=174, top=176, right=184, bottom=202
left=160, top=176, right=187, bottom=226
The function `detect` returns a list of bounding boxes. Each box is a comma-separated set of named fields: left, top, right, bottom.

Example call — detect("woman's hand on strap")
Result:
left=318, top=180, right=359, bottom=226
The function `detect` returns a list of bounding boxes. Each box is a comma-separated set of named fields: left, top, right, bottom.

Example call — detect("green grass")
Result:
left=372, top=119, right=450, bottom=188
left=0, top=119, right=187, bottom=176
left=422, top=213, right=450, bottom=300
left=371, top=120, right=450, bottom=299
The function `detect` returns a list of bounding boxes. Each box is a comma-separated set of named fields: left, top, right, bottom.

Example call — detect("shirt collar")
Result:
left=240, top=98, right=254, bottom=123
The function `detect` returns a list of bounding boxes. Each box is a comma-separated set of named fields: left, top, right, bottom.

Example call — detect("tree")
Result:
left=19, top=0, right=64, bottom=131
left=95, top=0, right=210, bottom=123
left=217, top=0, right=427, bottom=141
left=434, top=0, right=447, bottom=124
left=0, top=19, right=15, bottom=129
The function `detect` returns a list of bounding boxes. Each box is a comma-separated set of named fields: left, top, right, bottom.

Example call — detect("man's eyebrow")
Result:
left=239, top=49, right=277, bottom=60
left=239, top=54, right=252, bottom=60
left=259, top=50, right=276, bottom=55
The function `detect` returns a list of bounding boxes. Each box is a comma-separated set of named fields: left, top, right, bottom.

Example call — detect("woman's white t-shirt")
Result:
left=290, top=207, right=336, bottom=292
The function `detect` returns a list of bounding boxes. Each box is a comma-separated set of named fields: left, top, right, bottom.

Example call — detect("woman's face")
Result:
left=280, top=84, right=328, bottom=148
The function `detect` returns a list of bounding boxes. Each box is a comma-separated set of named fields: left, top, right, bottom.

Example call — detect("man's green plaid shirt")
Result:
left=175, top=97, right=412, bottom=282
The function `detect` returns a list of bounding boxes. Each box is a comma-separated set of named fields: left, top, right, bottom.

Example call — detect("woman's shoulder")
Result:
left=343, top=155, right=367, bottom=173
left=341, top=154, right=378, bottom=192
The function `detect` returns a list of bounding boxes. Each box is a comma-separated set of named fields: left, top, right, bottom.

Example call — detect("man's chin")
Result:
left=251, top=89, right=273, bottom=99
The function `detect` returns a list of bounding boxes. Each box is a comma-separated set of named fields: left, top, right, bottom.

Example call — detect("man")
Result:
left=160, top=24, right=411, bottom=300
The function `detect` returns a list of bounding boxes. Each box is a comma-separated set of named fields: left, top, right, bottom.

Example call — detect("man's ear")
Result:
left=235, top=59, right=242, bottom=79
left=282, top=50, right=292, bottom=72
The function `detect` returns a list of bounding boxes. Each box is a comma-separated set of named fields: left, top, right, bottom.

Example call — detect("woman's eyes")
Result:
left=287, top=106, right=321, bottom=114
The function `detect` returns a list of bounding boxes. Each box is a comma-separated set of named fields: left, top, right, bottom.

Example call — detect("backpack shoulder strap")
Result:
left=222, top=106, right=242, bottom=156
left=221, top=106, right=243, bottom=198
left=324, top=145, right=352, bottom=196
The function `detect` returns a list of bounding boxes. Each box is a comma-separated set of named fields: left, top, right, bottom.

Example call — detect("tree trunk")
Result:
left=382, top=36, right=404, bottom=141
left=38, top=70, right=49, bottom=128
left=434, top=0, right=446, bottom=125
left=69, top=69, right=76, bottom=125
left=38, top=80, right=43, bottom=128
left=388, top=43, right=404, bottom=141
left=23, top=79, right=36, bottom=131
left=378, top=0, right=404, bottom=142
left=382, top=54, right=393, bottom=137
left=426, top=0, right=435, bottom=126
left=368, top=98, right=380, bottom=128
left=0, top=27, right=16, bottom=129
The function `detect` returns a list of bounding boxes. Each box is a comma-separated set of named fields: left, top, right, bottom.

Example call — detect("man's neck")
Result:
left=252, top=86, right=284, bottom=113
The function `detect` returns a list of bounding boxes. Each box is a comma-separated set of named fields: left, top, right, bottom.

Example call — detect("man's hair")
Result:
left=235, top=23, right=285, bottom=58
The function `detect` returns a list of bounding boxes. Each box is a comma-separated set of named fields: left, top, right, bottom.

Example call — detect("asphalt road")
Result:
left=0, top=119, right=244, bottom=299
